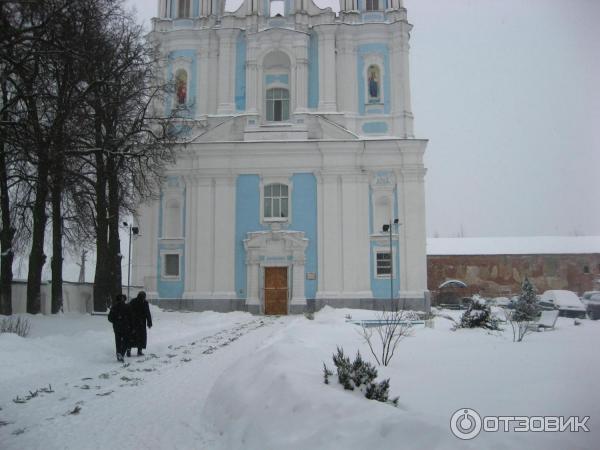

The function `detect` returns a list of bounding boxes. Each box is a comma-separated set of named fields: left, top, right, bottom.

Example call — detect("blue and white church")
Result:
left=132, top=0, right=429, bottom=314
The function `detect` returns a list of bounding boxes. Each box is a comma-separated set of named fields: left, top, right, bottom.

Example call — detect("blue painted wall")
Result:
left=157, top=244, right=185, bottom=298
left=362, top=122, right=389, bottom=134
left=234, top=174, right=318, bottom=300
left=234, top=175, right=265, bottom=298
left=308, top=31, right=319, bottom=109
left=235, top=33, right=247, bottom=112
left=167, top=50, right=198, bottom=118
left=265, top=74, right=289, bottom=86
left=370, top=240, right=400, bottom=299
left=357, top=43, right=391, bottom=116
left=369, top=184, right=401, bottom=298
left=157, top=177, right=186, bottom=298
left=291, top=174, right=318, bottom=299
left=193, top=0, right=199, bottom=16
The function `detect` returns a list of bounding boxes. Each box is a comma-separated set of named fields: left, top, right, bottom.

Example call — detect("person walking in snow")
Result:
left=129, top=291, right=152, bottom=356
left=108, top=294, right=131, bottom=362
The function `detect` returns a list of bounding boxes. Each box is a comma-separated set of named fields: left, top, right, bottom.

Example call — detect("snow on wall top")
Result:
left=427, top=236, right=600, bottom=256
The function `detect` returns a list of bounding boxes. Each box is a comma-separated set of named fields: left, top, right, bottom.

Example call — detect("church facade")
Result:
left=132, top=0, right=429, bottom=314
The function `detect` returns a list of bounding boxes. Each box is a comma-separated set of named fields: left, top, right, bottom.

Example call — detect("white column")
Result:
left=340, top=175, right=356, bottom=295
left=207, top=43, right=219, bottom=114
left=192, top=178, right=213, bottom=297
left=341, top=174, right=371, bottom=297
left=336, top=37, right=355, bottom=113
left=183, top=175, right=199, bottom=298
left=132, top=200, right=159, bottom=298
left=317, top=27, right=337, bottom=112
left=294, top=41, right=309, bottom=113
left=246, top=54, right=258, bottom=114
left=398, top=168, right=427, bottom=297
left=400, top=27, right=414, bottom=138
left=246, top=253, right=260, bottom=306
left=291, top=256, right=306, bottom=304
left=213, top=176, right=237, bottom=298
left=216, top=29, right=238, bottom=115
left=317, top=173, right=342, bottom=297
left=197, top=48, right=209, bottom=116
left=356, top=174, right=372, bottom=295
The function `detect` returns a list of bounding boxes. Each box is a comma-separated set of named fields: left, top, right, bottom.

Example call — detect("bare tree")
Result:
left=359, top=302, right=418, bottom=366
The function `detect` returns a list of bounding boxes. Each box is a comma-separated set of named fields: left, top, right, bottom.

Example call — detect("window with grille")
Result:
left=376, top=251, right=392, bottom=277
left=366, top=0, right=379, bottom=11
left=266, top=88, right=290, bottom=122
left=164, top=254, right=180, bottom=277
left=264, top=183, right=289, bottom=220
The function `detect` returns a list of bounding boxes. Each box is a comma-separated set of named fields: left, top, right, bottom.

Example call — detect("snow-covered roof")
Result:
left=427, top=236, right=600, bottom=256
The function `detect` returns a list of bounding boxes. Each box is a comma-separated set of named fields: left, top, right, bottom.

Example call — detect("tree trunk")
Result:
left=50, top=171, right=63, bottom=314
left=0, top=81, right=13, bottom=316
left=107, top=155, right=122, bottom=299
left=93, top=151, right=110, bottom=311
left=26, top=155, right=50, bottom=314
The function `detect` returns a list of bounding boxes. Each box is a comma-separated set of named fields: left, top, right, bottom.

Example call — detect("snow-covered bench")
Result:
left=527, top=310, right=560, bottom=332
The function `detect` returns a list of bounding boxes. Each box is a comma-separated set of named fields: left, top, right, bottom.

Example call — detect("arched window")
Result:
left=264, top=183, right=289, bottom=219
left=266, top=88, right=289, bottom=122
left=165, top=199, right=182, bottom=237
left=178, top=0, right=191, bottom=17
left=366, top=0, right=379, bottom=11
left=367, top=65, right=381, bottom=102
left=175, top=69, right=188, bottom=106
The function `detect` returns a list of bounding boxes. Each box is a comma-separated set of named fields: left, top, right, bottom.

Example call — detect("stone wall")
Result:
left=427, top=254, right=600, bottom=303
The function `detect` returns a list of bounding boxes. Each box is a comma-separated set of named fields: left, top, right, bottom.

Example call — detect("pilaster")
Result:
left=317, top=27, right=337, bottom=112
left=294, top=41, right=309, bottom=113
left=216, top=28, right=239, bottom=115
left=397, top=167, right=427, bottom=295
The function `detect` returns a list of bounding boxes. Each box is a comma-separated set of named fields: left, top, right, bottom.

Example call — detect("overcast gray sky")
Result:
left=126, top=0, right=600, bottom=238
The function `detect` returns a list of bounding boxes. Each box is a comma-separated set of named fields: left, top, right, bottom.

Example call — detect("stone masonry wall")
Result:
left=427, top=254, right=600, bottom=303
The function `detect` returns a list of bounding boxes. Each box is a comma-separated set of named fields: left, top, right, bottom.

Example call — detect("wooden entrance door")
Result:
left=264, top=267, right=288, bottom=315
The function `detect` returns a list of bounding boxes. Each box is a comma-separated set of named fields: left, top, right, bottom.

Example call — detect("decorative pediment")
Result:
left=244, top=230, right=308, bottom=264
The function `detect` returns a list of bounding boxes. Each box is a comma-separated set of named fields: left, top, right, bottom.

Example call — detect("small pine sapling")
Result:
left=507, top=277, right=539, bottom=342
left=350, top=351, right=377, bottom=387
left=332, top=347, right=354, bottom=390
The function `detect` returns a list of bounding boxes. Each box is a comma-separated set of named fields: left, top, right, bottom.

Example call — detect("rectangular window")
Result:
left=266, top=88, right=290, bottom=122
left=366, top=0, right=379, bottom=11
left=164, top=254, right=180, bottom=277
left=376, top=252, right=392, bottom=276
left=263, top=183, right=289, bottom=220
left=178, top=0, right=190, bottom=18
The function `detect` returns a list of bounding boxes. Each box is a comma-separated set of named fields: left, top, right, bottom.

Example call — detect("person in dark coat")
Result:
left=108, top=294, right=131, bottom=362
left=129, top=291, right=152, bottom=356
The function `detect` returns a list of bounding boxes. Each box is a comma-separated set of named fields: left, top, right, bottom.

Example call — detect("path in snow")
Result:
left=0, top=315, right=280, bottom=448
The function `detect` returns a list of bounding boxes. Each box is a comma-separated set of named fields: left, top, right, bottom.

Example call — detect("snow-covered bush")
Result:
left=324, top=347, right=398, bottom=406
left=0, top=316, right=31, bottom=337
left=456, top=299, right=501, bottom=330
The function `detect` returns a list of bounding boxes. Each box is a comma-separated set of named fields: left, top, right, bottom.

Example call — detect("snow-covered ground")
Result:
left=1, top=306, right=598, bottom=449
